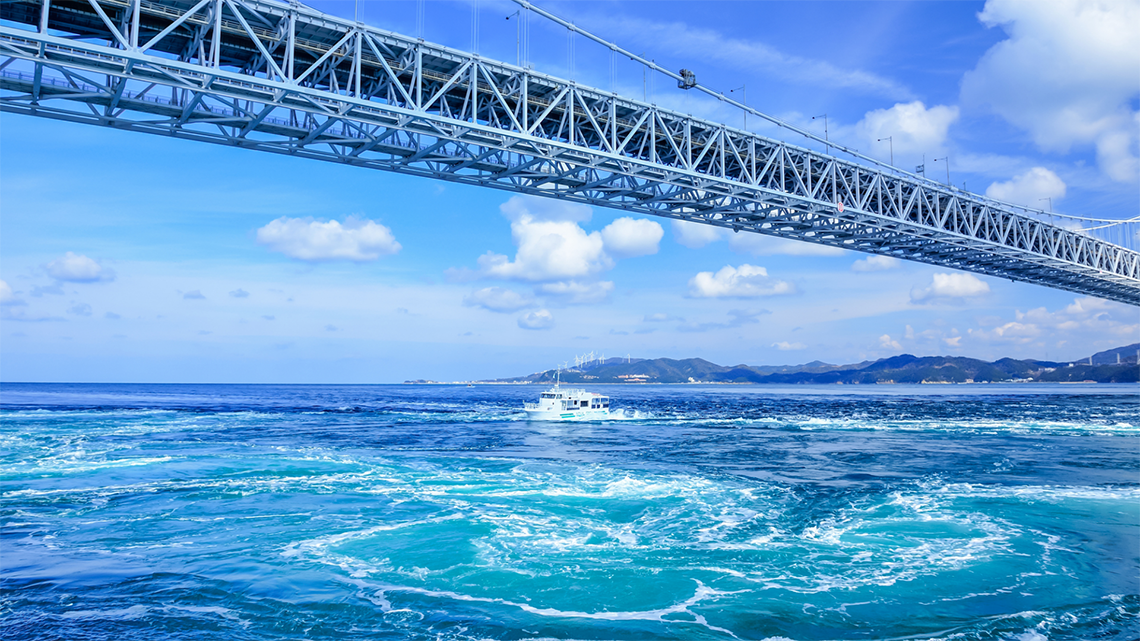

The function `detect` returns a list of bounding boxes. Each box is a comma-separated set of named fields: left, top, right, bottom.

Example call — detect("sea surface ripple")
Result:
left=1, top=383, right=1137, bottom=640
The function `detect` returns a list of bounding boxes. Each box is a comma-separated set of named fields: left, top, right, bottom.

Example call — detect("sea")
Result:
left=1, top=382, right=1137, bottom=640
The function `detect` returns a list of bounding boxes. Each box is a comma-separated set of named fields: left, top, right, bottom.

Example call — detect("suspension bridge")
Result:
left=1, top=0, right=1137, bottom=305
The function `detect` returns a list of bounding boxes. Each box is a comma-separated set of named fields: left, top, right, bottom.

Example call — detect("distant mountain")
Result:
left=484, top=343, right=1139, bottom=385
left=490, top=351, right=1076, bottom=380
left=1087, top=344, right=1140, bottom=366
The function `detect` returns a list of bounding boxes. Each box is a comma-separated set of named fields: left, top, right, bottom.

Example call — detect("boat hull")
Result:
left=524, top=408, right=611, bottom=421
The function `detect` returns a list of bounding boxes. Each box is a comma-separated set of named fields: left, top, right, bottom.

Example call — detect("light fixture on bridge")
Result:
left=678, top=69, right=696, bottom=90
left=730, top=85, right=746, bottom=129
left=812, top=114, right=829, bottom=154
left=877, top=136, right=893, bottom=166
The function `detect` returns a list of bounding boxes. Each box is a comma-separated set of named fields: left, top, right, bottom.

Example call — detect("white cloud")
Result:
left=45, top=252, right=114, bottom=283
left=672, top=220, right=727, bottom=248
left=463, top=287, right=535, bottom=313
left=851, top=255, right=901, bottom=272
left=772, top=341, right=806, bottom=351
left=518, top=309, right=555, bottom=330
left=728, top=233, right=845, bottom=256
left=961, top=0, right=1140, bottom=182
left=985, top=167, right=1067, bottom=207
left=230, top=289, right=250, bottom=298
left=183, top=290, right=206, bottom=300
left=969, top=296, right=1139, bottom=348
left=501, top=195, right=592, bottom=224
left=478, top=199, right=609, bottom=282
left=0, top=280, right=23, bottom=306
left=854, top=101, right=960, bottom=158
left=600, top=217, right=664, bottom=259
left=470, top=198, right=657, bottom=297
left=879, top=334, right=902, bottom=351
left=910, top=273, right=991, bottom=303
left=943, top=336, right=963, bottom=348
left=535, top=280, right=615, bottom=305
left=688, top=264, right=796, bottom=298
left=256, top=216, right=401, bottom=262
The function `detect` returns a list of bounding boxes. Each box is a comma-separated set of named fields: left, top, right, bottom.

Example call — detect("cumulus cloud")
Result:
left=45, top=252, right=114, bottom=283
left=183, top=290, right=206, bottom=300
left=463, top=287, right=535, bottom=313
left=479, top=199, right=609, bottom=282
left=910, top=273, right=991, bottom=303
left=851, top=255, right=901, bottom=272
left=961, top=0, right=1140, bottom=182
left=518, top=309, right=554, bottom=330
left=256, top=216, right=401, bottom=262
left=501, top=195, right=592, bottom=224
left=773, top=341, right=806, bottom=351
left=688, top=264, right=796, bottom=298
left=600, top=217, right=664, bottom=259
left=672, top=220, right=727, bottom=248
left=535, top=280, right=615, bottom=305
left=469, top=197, right=661, bottom=301
left=229, top=289, right=250, bottom=298
left=879, top=334, right=902, bottom=351
left=984, top=167, right=1067, bottom=208
left=855, top=101, right=960, bottom=159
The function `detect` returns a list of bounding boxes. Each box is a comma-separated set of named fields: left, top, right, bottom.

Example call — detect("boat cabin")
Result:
left=537, top=390, right=609, bottom=411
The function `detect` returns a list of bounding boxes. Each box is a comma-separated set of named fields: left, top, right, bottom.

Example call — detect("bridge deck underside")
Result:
left=1, top=0, right=1137, bottom=305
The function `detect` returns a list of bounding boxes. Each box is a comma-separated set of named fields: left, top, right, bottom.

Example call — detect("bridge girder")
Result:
left=0, top=0, right=1137, bottom=305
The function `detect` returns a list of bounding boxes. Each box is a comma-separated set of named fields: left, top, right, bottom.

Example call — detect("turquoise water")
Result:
left=2, top=383, right=1137, bottom=639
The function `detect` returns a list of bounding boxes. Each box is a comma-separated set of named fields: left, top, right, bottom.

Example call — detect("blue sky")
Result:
left=1, top=0, right=1138, bottom=383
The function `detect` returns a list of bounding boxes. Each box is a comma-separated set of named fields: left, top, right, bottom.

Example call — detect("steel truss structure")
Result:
left=1, top=0, right=1137, bottom=305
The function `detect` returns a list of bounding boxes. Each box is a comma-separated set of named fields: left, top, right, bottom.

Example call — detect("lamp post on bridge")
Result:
left=812, top=114, right=829, bottom=154
left=877, top=136, right=893, bottom=166
left=506, top=10, right=520, bottom=67
left=933, top=156, right=949, bottom=185
left=730, top=85, right=746, bottom=129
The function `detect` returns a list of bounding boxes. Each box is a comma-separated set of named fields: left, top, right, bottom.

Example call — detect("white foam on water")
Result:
left=9, top=455, right=175, bottom=475
left=918, top=480, right=1140, bottom=503
left=58, top=605, right=149, bottom=620
left=753, top=413, right=1140, bottom=435
left=280, top=512, right=467, bottom=559
left=357, top=579, right=744, bottom=638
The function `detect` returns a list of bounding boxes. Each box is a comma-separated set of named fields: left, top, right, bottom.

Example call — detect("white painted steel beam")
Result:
left=0, top=0, right=1137, bottom=305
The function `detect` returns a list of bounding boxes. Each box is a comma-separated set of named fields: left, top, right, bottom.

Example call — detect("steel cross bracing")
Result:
left=1, top=0, right=1137, bottom=305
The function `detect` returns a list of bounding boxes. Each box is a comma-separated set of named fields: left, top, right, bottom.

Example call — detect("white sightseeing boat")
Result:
left=523, top=378, right=612, bottom=421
